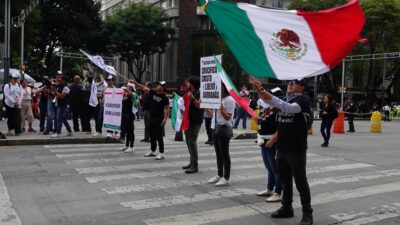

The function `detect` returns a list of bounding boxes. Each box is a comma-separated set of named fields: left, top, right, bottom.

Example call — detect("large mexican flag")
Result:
left=199, top=0, right=365, bottom=80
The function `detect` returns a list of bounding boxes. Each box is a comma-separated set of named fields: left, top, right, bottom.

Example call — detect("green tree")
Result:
left=289, top=0, right=347, bottom=11
left=26, top=0, right=104, bottom=78
left=290, top=0, right=400, bottom=105
left=359, top=0, right=400, bottom=104
left=102, top=3, right=174, bottom=82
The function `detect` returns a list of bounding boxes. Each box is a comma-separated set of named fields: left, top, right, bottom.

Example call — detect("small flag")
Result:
left=89, top=80, right=98, bottom=107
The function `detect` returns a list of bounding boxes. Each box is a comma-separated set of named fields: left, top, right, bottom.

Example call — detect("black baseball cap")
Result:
left=290, top=79, right=306, bottom=86
left=156, top=81, right=167, bottom=89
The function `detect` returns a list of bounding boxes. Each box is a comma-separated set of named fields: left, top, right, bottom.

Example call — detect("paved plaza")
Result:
left=0, top=120, right=399, bottom=225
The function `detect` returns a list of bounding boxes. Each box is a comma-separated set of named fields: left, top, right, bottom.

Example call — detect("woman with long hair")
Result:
left=206, top=83, right=235, bottom=186
left=319, top=95, right=337, bottom=147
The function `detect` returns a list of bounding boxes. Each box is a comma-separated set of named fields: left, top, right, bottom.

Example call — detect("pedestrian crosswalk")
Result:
left=44, top=140, right=400, bottom=225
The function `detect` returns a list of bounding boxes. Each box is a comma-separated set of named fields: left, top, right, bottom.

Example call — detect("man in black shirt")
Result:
left=69, top=76, right=83, bottom=132
left=253, top=79, right=313, bottom=225
left=183, top=76, right=204, bottom=174
left=134, top=80, right=170, bottom=160
left=140, top=82, right=152, bottom=142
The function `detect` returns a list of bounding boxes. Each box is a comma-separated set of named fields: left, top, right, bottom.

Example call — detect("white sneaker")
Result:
left=50, top=134, right=60, bottom=138
left=155, top=153, right=165, bottom=160
left=214, top=178, right=229, bottom=187
left=265, top=193, right=282, bottom=203
left=124, top=147, right=135, bottom=153
left=207, top=176, right=221, bottom=184
left=144, top=152, right=156, bottom=157
left=92, top=132, right=101, bottom=137
left=118, top=146, right=128, bottom=151
left=257, top=189, right=273, bottom=197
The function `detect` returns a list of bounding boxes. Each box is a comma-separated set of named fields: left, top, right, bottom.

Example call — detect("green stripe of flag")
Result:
left=204, top=0, right=277, bottom=79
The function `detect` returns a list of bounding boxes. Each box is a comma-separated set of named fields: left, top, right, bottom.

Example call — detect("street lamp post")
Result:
left=340, top=60, right=345, bottom=109
left=21, top=22, right=24, bottom=66
left=3, top=0, right=11, bottom=84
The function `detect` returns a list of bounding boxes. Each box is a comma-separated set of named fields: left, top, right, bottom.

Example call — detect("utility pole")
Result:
left=3, top=0, right=11, bottom=84
left=60, top=50, right=63, bottom=72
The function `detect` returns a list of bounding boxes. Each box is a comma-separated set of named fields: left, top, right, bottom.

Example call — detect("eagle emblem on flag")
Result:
left=269, top=29, right=308, bottom=61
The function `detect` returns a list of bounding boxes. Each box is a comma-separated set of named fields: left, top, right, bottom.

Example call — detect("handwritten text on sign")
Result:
left=200, top=55, right=222, bottom=109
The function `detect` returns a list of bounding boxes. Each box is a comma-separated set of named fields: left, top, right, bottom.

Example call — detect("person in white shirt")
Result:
left=206, top=83, right=235, bottom=187
left=20, top=79, right=36, bottom=132
left=4, top=73, right=23, bottom=135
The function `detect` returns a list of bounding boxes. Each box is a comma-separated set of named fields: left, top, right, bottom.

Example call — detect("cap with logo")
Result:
left=106, top=75, right=114, bottom=81
left=291, top=79, right=306, bottom=86
left=127, top=82, right=136, bottom=92
left=11, top=73, right=19, bottom=79
left=156, top=81, right=167, bottom=89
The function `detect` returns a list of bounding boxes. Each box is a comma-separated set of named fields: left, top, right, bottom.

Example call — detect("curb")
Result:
left=0, top=137, right=121, bottom=146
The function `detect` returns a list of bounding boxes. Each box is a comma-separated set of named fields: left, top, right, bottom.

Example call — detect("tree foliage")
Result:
left=0, top=0, right=104, bottom=80
left=289, top=0, right=400, bottom=105
left=359, top=0, right=400, bottom=103
left=288, top=0, right=348, bottom=11
left=102, top=3, right=174, bottom=82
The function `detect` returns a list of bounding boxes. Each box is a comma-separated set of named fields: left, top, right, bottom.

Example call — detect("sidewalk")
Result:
left=0, top=119, right=119, bottom=146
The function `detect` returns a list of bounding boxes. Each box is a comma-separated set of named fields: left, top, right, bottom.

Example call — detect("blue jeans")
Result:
left=320, top=119, right=333, bottom=144
left=261, top=146, right=282, bottom=194
left=233, top=107, right=247, bottom=129
left=56, top=105, right=72, bottom=134
left=46, top=101, right=55, bottom=131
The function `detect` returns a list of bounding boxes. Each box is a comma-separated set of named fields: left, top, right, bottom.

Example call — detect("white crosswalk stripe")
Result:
left=121, top=188, right=257, bottom=210
left=330, top=203, right=400, bottom=225
left=65, top=149, right=259, bottom=165
left=119, top=171, right=400, bottom=211
left=143, top=182, right=400, bottom=225
left=99, top=162, right=375, bottom=194
left=49, top=142, right=258, bottom=153
left=0, top=173, right=22, bottom=225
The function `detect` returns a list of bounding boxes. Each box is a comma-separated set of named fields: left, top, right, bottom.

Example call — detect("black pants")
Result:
left=213, top=133, right=231, bottom=179
left=348, top=119, right=355, bottom=132
left=39, top=103, right=47, bottom=131
left=204, top=117, right=213, bottom=142
left=89, top=105, right=102, bottom=133
left=124, top=119, right=135, bottom=148
left=143, top=110, right=151, bottom=140
left=149, top=118, right=164, bottom=153
left=70, top=106, right=82, bottom=132
left=81, top=104, right=91, bottom=132
left=276, top=151, right=313, bottom=214
left=320, top=119, right=333, bottom=144
left=5, top=105, right=21, bottom=134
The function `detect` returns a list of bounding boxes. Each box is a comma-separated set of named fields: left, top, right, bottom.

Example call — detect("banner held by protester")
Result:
left=200, top=55, right=222, bottom=109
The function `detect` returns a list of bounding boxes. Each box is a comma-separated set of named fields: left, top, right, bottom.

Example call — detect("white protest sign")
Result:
left=200, top=55, right=222, bottom=109
left=103, top=88, right=123, bottom=132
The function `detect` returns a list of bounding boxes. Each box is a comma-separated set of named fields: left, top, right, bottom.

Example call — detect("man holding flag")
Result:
left=133, top=80, right=170, bottom=160
left=253, top=78, right=313, bottom=225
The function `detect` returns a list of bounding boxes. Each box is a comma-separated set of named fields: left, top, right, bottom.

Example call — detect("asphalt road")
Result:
left=0, top=120, right=399, bottom=225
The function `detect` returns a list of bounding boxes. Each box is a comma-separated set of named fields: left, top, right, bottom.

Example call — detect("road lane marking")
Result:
left=0, top=173, right=22, bottom=225
left=100, top=163, right=375, bottom=194
left=143, top=181, right=400, bottom=225
left=121, top=188, right=257, bottom=210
